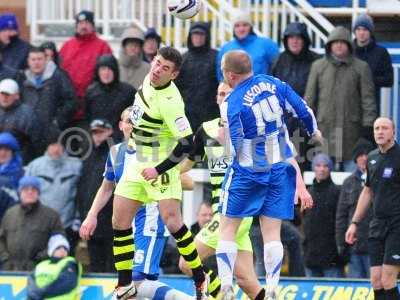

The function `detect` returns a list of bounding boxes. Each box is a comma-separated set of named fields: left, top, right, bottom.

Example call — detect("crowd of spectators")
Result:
left=0, top=7, right=395, bottom=284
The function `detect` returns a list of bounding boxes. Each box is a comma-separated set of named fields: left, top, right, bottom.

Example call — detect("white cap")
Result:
left=0, top=79, right=19, bottom=94
left=47, top=234, right=70, bottom=257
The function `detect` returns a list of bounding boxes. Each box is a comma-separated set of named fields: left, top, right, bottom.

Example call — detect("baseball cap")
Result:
left=0, top=79, right=19, bottom=95
left=90, top=118, right=113, bottom=131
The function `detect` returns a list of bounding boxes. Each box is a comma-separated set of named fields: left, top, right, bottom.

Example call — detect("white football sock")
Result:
left=136, top=280, right=190, bottom=299
left=216, top=240, right=237, bottom=287
left=264, top=241, right=284, bottom=293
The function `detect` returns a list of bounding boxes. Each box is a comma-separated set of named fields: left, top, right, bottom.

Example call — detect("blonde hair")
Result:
left=221, top=50, right=252, bottom=75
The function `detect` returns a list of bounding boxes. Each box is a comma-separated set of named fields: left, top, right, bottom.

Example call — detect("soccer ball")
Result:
left=167, top=0, right=202, bottom=19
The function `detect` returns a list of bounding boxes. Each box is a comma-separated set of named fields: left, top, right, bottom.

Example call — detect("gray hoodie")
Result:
left=118, top=27, right=151, bottom=90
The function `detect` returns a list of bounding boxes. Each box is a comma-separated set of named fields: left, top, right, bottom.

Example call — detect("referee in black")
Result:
left=346, top=117, right=400, bottom=300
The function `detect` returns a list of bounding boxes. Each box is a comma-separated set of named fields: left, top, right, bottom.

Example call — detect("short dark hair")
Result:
left=28, top=46, right=46, bottom=56
left=158, top=46, right=182, bottom=70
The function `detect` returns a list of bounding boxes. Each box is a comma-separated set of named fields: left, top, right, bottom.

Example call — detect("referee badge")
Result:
left=383, top=167, right=393, bottom=178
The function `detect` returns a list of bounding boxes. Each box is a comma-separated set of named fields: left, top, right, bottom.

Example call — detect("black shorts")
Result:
left=368, top=217, right=400, bottom=266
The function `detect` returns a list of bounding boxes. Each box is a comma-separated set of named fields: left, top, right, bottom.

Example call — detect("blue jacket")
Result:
left=0, top=154, right=23, bottom=189
left=216, top=33, right=279, bottom=81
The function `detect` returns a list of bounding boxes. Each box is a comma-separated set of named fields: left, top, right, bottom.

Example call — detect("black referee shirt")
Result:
left=366, top=142, right=400, bottom=218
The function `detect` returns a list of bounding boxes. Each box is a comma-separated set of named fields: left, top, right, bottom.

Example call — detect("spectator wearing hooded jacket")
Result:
left=0, top=132, right=23, bottom=222
left=0, top=79, right=42, bottom=163
left=60, top=10, right=112, bottom=121
left=305, top=26, right=377, bottom=171
left=26, top=141, right=82, bottom=252
left=303, top=154, right=344, bottom=278
left=22, top=47, right=76, bottom=149
left=0, top=13, right=31, bottom=70
left=0, top=176, right=64, bottom=271
left=27, top=234, right=82, bottom=300
left=143, top=28, right=162, bottom=63
left=271, top=22, right=321, bottom=171
left=216, top=10, right=278, bottom=81
left=0, top=132, right=23, bottom=188
left=353, top=14, right=393, bottom=115
left=118, top=27, right=150, bottom=90
left=336, top=139, right=375, bottom=278
left=85, top=55, right=136, bottom=143
left=271, top=22, right=320, bottom=98
left=175, top=22, right=219, bottom=132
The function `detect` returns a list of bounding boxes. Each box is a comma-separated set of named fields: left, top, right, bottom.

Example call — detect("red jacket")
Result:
left=60, top=32, right=112, bottom=120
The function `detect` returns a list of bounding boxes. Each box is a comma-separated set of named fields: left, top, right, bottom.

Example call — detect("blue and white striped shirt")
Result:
left=226, top=74, right=317, bottom=173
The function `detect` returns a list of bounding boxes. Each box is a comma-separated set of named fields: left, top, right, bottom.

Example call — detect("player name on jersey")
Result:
left=243, top=81, right=277, bottom=106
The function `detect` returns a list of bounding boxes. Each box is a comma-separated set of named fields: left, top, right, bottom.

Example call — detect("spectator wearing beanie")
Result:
left=85, top=55, right=136, bottom=143
left=353, top=14, right=393, bottom=115
left=60, top=10, right=112, bottom=121
left=0, top=176, right=64, bottom=271
left=303, top=153, right=345, bottom=278
left=0, top=13, right=31, bottom=70
left=118, top=27, right=150, bottom=90
left=27, top=234, right=82, bottom=300
left=143, top=28, right=162, bottom=63
left=336, top=139, right=375, bottom=278
left=216, top=9, right=278, bottom=81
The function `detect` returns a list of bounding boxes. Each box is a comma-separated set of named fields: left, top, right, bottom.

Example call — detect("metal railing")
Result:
left=216, top=0, right=334, bottom=49
left=27, top=0, right=335, bottom=50
left=389, top=63, right=400, bottom=139
left=26, top=0, right=233, bottom=50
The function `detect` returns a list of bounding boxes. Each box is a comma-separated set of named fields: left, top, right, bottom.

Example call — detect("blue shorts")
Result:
left=219, top=162, right=296, bottom=220
left=132, top=233, right=167, bottom=281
